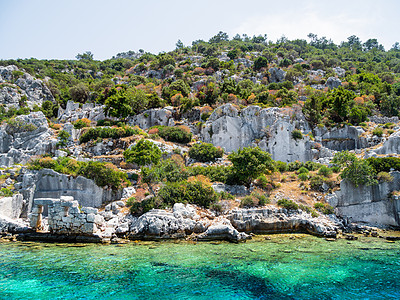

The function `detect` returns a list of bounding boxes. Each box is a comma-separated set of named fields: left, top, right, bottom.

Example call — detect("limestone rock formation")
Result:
left=314, top=125, right=376, bottom=151
left=227, top=207, right=339, bottom=237
left=268, top=67, right=286, bottom=83
left=201, top=104, right=313, bottom=162
left=326, top=77, right=342, bottom=89
left=0, top=65, right=55, bottom=108
left=128, top=107, right=175, bottom=129
left=329, top=173, right=400, bottom=226
left=57, top=100, right=106, bottom=122
left=374, top=131, right=400, bottom=154
left=0, top=111, right=57, bottom=167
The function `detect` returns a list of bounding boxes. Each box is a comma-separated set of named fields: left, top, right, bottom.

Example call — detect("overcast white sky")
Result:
left=0, top=0, right=399, bottom=60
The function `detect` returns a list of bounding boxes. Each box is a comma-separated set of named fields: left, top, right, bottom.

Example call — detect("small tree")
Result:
left=331, top=151, right=357, bottom=169
left=228, top=147, right=275, bottom=187
left=69, top=83, right=89, bottom=103
left=57, top=130, right=70, bottom=148
left=123, top=139, right=162, bottom=166
left=103, top=88, right=133, bottom=120
left=340, top=158, right=377, bottom=187
left=189, top=142, right=224, bottom=162
left=254, top=56, right=268, bottom=70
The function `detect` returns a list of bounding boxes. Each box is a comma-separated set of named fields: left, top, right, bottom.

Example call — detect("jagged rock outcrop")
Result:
left=201, top=104, right=313, bottom=162
left=226, top=207, right=339, bottom=237
left=0, top=111, right=57, bottom=167
left=314, top=125, right=379, bottom=151
left=374, top=131, right=400, bottom=154
left=326, top=77, right=341, bottom=89
left=128, top=107, right=175, bottom=129
left=333, top=67, right=346, bottom=78
left=0, top=65, right=55, bottom=108
left=128, top=203, right=251, bottom=242
left=0, top=214, right=30, bottom=233
left=268, top=67, right=286, bottom=83
left=0, top=86, right=23, bottom=109
left=197, top=217, right=250, bottom=242
left=328, top=172, right=400, bottom=226
left=212, top=183, right=250, bottom=196
left=57, top=100, right=106, bottom=122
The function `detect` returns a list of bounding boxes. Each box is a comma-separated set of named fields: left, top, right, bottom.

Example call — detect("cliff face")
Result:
left=0, top=111, right=57, bottom=167
left=200, top=104, right=313, bottom=162
left=328, top=172, right=400, bottom=226
left=0, top=65, right=55, bottom=109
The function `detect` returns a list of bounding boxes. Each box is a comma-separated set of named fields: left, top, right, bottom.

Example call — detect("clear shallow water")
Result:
left=0, top=235, right=399, bottom=300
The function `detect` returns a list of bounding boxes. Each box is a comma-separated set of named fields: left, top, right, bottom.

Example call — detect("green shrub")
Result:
left=275, top=161, right=288, bottom=172
left=218, top=191, right=235, bottom=200
left=123, top=139, right=162, bottom=166
left=291, top=129, right=303, bottom=140
left=310, top=175, right=325, bottom=191
left=377, top=171, right=393, bottom=182
left=57, top=130, right=70, bottom=148
left=255, top=174, right=270, bottom=189
left=304, top=161, right=321, bottom=171
left=80, top=126, right=142, bottom=143
left=154, top=126, right=192, bottom=144
left=228, top=146, right=275, bottom=187
left=240, top=195, right=258, bottom=208
left=252, top=191, right=269, bottom=206
left=126, top=197, right=136, bottom=207
left=314, top=202, right=334, bottom=215
left=372, top=127, right=383, bottom=137
left=188, top=142, right=224, bottom=162
left=366, top=157, right=400, bottom=173
left=318, top=165, right=333, bottom=177
left=239, top=192, right=269, bottom=208
left=277, top=198, right=299, bottom=210
left=383, top=122, right=394, bottom=129
left=298, top=173, right=309, bottom=181
left=130, top=197, right=164, bottom=215
left=157, top=180, right=218, bottom=208
left=188, top=165, right=236, bottom=184
left=77, top=161, right=129, bottom=190
left=201, top=112, right=211, bottom=121
left=73, top=118, right=91, bottom=129
left=297, top=167, right=309, bottom=174
left=341, top=158, right=377, bottom=187
left=0, top=188, right=13, bottom=197
left=288, top=161, right=304, bottom=171
left=5, top=118, right=37, bottom=135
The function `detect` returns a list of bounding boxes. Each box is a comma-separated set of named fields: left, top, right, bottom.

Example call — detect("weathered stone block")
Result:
left=87, top=213, right=95, bottom=223
left=81, top=207, right=98, bottom=214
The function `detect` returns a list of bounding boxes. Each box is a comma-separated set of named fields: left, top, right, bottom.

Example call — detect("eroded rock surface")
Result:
left=227, top=207, right=339, bottom=237
left=330, top=172, right=400, bottom=226
left=201, top=104, right=313, bottom=162
left=0, top=111, right=57, bottom=167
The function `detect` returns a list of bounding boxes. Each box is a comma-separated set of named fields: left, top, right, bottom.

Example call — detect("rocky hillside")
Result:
left=1, top=33, right=400, bottom=242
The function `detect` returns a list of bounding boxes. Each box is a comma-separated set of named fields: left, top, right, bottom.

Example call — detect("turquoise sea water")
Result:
left=0, top=234, right=399, bottom=300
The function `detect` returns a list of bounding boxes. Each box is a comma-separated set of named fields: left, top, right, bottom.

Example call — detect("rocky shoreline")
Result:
left=0, top=202, right=347, bottom=243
